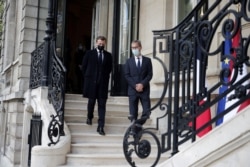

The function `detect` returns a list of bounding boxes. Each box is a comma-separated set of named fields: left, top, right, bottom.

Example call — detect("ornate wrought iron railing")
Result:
left=47, top=39, right=66, bottom=145
left=123, top=0, right=250, bottom=166
left=30, top=43, right=45, bottom=89
left=29, top=0, right=66, bottom=146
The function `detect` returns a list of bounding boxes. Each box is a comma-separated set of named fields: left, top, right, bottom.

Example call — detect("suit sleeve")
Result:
left=141, top=58, right=153, bottom=86
left=124, top=59, right=136, bottom=89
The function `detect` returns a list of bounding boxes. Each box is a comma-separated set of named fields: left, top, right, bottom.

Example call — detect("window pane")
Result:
left=132, top=0, right=139, bottom=40
left=56, top=0, right=66, bottom=58
left=91, top=0, right=100, bottom=49
left=178, top=0, right=196, bottom=23
left=119, top=0, right=131, bottom=64
left=118, top=0, right=139, bottom=64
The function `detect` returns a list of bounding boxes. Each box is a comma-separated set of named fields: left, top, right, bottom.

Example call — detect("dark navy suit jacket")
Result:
left=124, top=56, right=153, bottom=96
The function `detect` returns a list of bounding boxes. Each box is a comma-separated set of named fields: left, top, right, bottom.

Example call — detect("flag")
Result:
left=215, top=31, right=232, bottom=126
left=216, top=24, right=250, bottom=126
left=196, top=100, right=212, bottom=137
left=195, top=37, right=212, bottom=137
left=223, top=25, right=250, bottom=121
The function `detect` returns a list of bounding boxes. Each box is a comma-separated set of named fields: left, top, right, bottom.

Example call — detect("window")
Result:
left=91, top=0, right=100, bottom=49
left=111, top=0, right=139, bottom=96
left=55, top=0, right=66, bottom=58
left=118, top=0, right=139, bottom=64
left=174, top=0, right=197, bottom=25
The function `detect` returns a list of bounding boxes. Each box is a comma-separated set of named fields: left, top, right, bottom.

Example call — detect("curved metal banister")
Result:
left=52, top=40, right=67, bottom=73
left=47, top=39, right=66, bottom=145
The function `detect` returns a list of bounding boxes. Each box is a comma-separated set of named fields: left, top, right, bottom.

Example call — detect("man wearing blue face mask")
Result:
left=82, top=36, right=112, bottom=135
left=124, top=40, right=153, bottom=127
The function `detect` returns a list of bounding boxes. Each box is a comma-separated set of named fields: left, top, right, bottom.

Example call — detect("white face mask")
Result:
left=132, top=49, right=140, bottom=57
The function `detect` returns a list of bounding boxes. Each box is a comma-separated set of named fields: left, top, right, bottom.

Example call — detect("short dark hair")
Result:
left=131, top=40, right=142, bottom=47
left=96, top=36, right=106, bottom=42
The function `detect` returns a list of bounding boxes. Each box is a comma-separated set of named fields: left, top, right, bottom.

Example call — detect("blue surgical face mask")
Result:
left=132, top=49, right=140, bottom=57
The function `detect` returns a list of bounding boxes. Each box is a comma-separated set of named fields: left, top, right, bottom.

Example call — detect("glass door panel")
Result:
left=55, top=0, right=66, bottom=59
left=111, top=0, right=139, bottom=96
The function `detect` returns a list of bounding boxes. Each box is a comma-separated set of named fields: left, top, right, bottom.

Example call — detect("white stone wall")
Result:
left=0, top=0, right=48, bottom=166
left=139, top=0, right=173, bottom=52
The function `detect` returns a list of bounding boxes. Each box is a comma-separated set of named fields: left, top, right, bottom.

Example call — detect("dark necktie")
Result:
left=99, top=52, right=102, bottom=64
left=137, top=58, right=140, bottom=71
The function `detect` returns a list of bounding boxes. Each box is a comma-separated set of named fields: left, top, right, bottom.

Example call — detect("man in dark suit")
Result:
left=82, top=36, right=112, bottom=135
left=124, top=40, right=153, bottom=126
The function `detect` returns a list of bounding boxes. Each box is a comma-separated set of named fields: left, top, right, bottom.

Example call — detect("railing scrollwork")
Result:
left=30, top=43, right=45, bottom=89
left=123, top=117, right=161, bottom=167
left=47, top=40, right=66, bottom=145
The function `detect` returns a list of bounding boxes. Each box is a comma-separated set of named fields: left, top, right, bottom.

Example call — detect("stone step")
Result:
left=64, top=115, right=129, bottom=124
left=67, top=123, right=128, bottom=134
left=64, top=108, right=130, bottom=117
left=71, top=133, right=124, bottom=144
left=71, top=130, right=161, bottom=143
left=65, top=153, right=162, bottom=166
left=65, top=154, right=127, bottom=166
left=71, top=142, right=161, bottom=154
left=65, top=94, right=129, bottom=104
left=58, top=165, right=149, bottom=167
left=71, top=143, right=123, bottom=154
left=65, top=114, right=153, bottom=125
left=64, top=100, right=130, bottom=113
left=67, top=122, right=156, bottom=135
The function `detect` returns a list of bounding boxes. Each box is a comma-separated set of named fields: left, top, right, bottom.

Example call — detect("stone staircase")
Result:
left=58, top=94, right=164, bottom=167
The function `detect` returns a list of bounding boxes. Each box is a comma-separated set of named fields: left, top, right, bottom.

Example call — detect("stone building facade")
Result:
left=0, top=0, right=249, bottom=166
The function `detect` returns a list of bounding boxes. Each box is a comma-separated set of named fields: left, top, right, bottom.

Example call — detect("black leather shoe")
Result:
left=130, top=124, right=142, bottom=136
left=86, top=118, right=92, bottom=125
left=97, top=127, right=105, bottom=135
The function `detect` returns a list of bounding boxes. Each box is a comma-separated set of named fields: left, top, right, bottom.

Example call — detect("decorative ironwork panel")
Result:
left=29, top=42, right=45, bottom=89
left=47, top=40, right=66, bottom=145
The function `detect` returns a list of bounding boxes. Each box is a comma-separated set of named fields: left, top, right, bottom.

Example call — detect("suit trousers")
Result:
left=87, top=83, right=107, bottom=127
left=87, top=98, right=107, bottom=127
left=128, top=93, right=151, bottom=125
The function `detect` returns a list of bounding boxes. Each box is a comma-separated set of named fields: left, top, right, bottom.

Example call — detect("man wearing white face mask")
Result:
left=124, top=40, right=153, bottom=127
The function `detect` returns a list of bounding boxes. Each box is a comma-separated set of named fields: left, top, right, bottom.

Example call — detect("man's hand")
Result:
left=136, top=83, right=143, bottom=92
